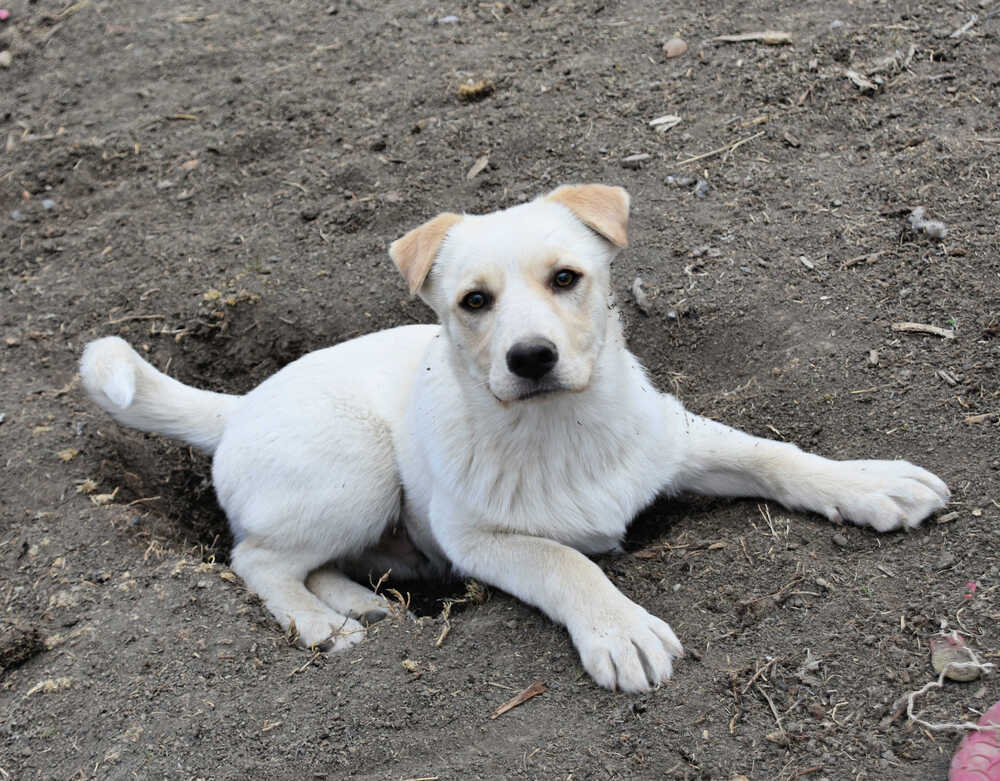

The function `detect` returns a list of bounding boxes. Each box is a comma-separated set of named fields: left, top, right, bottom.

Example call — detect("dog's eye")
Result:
left=552, top=269, right=579, bottom=289
left=460, top=291, right=491, bottom=311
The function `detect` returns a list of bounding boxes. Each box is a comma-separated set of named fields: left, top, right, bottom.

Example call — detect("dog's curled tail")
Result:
left=80, top=336, right=240, bottom=455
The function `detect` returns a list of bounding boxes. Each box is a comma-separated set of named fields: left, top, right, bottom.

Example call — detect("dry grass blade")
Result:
left=490, top=680, right=547, bottom=719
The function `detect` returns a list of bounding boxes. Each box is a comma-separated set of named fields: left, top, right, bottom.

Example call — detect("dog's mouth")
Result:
left=491, top=382, right=571, bottom=404
left=515, top=386, right=562, bottom=401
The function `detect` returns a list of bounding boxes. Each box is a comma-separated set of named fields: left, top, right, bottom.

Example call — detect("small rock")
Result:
left=0, top=50, right=11, bottom=68
left=621, top=153, right=651, bottom=169
left=631, top=276, right=652, bottom=315
left=10, top=209, right=24, bottom=221
left=930, top=633, right=981, bottom=681
left=41, top=199, right=56, bottom=210
left=908, top=206, right=948, bottom=239
left=457, top=79, right=493, bottom=102
left=663, top=37, right=688, bottom=58
left=300, top=205, right=321, bottom=222
left=868, top=349, right=879, bottom=366
left=831, top=533, right=848, bottom=548
left=693, top=179, right=710, bottom=198
left=649, top=114, right=682, bottom=133
left=436, top=15, right=459, bottom=24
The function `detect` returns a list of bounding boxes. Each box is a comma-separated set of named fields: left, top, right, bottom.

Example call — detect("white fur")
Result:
left=80, top=187, right=950, bottom=693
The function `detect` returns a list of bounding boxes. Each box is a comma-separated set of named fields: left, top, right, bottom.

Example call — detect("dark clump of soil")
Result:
left=1, top=1, right=998, bottom=779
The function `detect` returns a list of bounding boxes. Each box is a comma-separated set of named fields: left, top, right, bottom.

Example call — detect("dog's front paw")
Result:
left=287, top=610, right=366, bottom=652
left=815, top=459, right=950, bottom=532
left=570, top=603, right=683, bottom=693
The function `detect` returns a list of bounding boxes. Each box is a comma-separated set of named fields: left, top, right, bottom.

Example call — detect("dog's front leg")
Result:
left=430, top=497, right=683, bottom=693
left=671, top=411, right=950, bottom=531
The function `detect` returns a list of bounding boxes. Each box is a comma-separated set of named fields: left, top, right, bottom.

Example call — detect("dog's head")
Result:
left=390, top=184, right=630, bottom=403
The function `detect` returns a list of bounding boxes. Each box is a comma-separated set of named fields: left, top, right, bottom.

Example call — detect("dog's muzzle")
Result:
left=506, top=338, right=559, bottom=381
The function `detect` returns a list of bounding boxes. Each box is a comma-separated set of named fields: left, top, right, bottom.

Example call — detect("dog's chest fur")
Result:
left=402, top=336, right=671, bottom=554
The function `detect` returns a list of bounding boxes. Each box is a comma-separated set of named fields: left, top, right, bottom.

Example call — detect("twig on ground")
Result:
left=106, top=313, right=165, bottom=325
left=891, top=322, right=955, bottom=339
left=712, top=31, right=792, bottom=45
left=840, top=249, right=889, bottom=269
left=490, top=680, right=547, bottom=719
left=288, top=650, right=322, bottom=677
left=677, top=131, right=765, bottom=166
left=949, top=15, right=978, bottom=38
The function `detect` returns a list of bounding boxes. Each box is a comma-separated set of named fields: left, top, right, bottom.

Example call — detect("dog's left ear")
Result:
left=547, top=184, right=630, bottom=249
left=389, top=212, right=463, bottom=296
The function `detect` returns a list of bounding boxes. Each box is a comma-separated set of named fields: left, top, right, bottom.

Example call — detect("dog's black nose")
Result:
left=506, top=338, right=559, bottom=381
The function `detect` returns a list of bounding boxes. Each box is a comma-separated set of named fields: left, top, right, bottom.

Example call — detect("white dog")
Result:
left=80, top=184, right=949, bottom=692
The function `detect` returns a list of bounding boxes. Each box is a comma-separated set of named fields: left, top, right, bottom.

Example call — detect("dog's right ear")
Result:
left=389, top=213, right=463, bottom=296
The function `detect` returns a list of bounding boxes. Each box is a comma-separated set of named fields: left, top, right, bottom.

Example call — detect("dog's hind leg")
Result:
left=305, top=566, right=395, bottom=625
left=231, top=540, right=366, bottom=651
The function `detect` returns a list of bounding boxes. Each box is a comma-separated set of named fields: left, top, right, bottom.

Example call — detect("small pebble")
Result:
left=868, top=349, right=879, bottom=366
left=930, top=633, right=981, bottom=681
left=41, top=199, right=56, bottom=210
left=10, top=209, right=23, bottom=221
left=621, top=153, right=651, bottom=169
left=663, top=37, right=688, bottom=58
left=631, top=276, right=651, bottom=315
left=436, top=15, right=459, bottom=24
left=693, top=179, right=710, bottom=198
left=0, top=50, right=11, bottom=68
left=831, top=533, right=848, bottom=548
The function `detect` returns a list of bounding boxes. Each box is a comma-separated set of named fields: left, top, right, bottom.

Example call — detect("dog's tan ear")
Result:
left=547, top=184, right=630, bottom=249
left=389, top=213, right=463, bottom=296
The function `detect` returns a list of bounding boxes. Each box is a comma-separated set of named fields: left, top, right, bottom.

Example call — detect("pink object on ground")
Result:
left=0, top=10, right=9, bottom=21
left=950, top=700, right=1000, bottom=780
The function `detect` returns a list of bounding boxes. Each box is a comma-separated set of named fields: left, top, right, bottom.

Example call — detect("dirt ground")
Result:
left=2, top=0, right=999, bottom=778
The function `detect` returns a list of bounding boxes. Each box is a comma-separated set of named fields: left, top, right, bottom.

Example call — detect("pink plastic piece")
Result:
left=950, top=700, right=1000, bottom=781
left=0, top=10, right=10, bottom=21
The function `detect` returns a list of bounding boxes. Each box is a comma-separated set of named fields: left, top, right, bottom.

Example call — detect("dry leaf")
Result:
left=76, top=478, right=99, bottom=494
left=57, top=448, right=80, bottom=462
